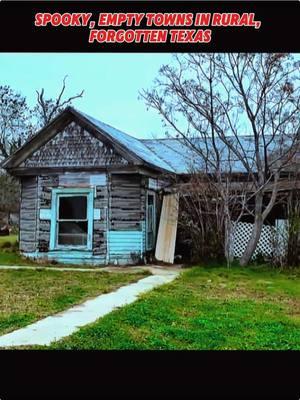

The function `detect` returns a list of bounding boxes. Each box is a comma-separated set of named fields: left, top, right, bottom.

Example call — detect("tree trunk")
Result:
left=224, top=208, right=234, bottom=267
left=239, top=193, right=264, bottom=266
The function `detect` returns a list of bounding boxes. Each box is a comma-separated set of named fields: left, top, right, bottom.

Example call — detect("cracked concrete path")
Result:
left=0, top=264, right=182, bottom=274
left=0, top=270, right=179, bottom=348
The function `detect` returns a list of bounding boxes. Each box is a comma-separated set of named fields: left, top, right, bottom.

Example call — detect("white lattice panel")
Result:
left=232, top=221, right=275, bottom=259
left=274, top=219, right=289, bottom=257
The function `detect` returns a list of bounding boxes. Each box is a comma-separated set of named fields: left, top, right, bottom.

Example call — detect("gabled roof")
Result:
left=2, top=107, right=177, bottom=173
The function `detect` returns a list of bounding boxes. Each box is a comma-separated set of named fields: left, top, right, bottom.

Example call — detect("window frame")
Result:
left=50, top=188, right=94, bottom=251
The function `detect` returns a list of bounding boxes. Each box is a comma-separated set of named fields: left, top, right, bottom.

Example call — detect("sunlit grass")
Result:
left=0, top=269, right=148, bottom=336
left=46, top=264, right=300, bottom=350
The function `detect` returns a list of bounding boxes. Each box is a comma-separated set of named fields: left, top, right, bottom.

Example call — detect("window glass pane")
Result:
left=58, top=221, right=88, bottom=246
left=59, top=196, right=87, bottom=220
left=148, top=205, right=154, bottom=231
left=147, top=232, right=154, bottom=249
left=147, top=194, right=154, bottom=205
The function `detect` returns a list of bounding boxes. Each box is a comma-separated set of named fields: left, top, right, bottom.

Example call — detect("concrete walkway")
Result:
left=0, top=264, right=182, bottom=275
left=0, top=269, right=179, bottom=348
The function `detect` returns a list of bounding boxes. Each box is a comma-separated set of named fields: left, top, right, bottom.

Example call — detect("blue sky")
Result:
left=0, top=53, right=173, bottom=139
left=2, top=53, right=299, bottom=140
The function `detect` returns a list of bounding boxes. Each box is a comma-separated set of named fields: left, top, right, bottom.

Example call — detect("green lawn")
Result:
left=47, top=264, right=300, bottom=350
left=0, top=234, right=18, bottom=246
left=0, top=251, right=36, bottom=266
left=1, top=234, right=299, bottom=350
left=0, top=235, right=35, bottom=266
left=0, top=269, right=148, bottom=336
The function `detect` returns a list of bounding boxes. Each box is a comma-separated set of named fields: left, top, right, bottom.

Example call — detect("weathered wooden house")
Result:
left=2, top=107, right=187, bottom=265
left=2, top=106, right=299, bottom=266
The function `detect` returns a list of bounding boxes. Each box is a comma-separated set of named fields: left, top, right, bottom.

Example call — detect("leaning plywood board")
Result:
left=155, top=194, right=179, bottom=264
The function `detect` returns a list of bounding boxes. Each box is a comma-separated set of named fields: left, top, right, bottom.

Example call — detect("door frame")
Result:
left=146, top=190, right=156, bottom=251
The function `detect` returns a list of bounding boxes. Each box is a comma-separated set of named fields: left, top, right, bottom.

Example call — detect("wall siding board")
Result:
left=19, top=177, right=38, bottom=252
left=92, top=182, right=108, bottom=256
left=110, top=174, right=144, bottom=231
left=107, top=173, right=147, bottom=263
left=108, top=230, right=144, bottom=264
left=24, top=251, right=106, bottom=266
left=37, top=175, right=59, bottom=252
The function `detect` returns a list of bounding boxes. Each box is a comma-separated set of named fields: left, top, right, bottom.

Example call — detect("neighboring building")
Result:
left=2, top=107, right=299, bottom=265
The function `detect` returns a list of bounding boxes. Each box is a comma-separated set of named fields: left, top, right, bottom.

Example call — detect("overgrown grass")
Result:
left=0, top=235, right=34, bottom=266
left=0, top=269, right=148, bottom=336
left=46, top=264, right=300, bottom=350
left=0, top=234, right=18, bottom=246
left=0, top=251, right=36, bottom=266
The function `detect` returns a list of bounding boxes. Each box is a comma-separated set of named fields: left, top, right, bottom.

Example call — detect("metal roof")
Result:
left=79, top=110, right=177, bottom=173
left=3, top=107, right=295, bottom=175
left=77, top=109, right=293, bottom=174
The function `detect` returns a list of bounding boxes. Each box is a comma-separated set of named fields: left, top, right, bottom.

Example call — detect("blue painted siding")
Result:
left=39, top=208, right=51, bottom=220
left=142, top=221, right=146, bottom=254
left=108, top=230, right=145, bottom=264
left=24, top=251, right=106, bottom=266
left=25, top=227, right=147, bottom=266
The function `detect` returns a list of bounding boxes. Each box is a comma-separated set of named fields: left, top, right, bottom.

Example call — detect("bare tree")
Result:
left=34, top=75, right=84, bottom=127
left=142, top=53, right=300, bottom=266
left=0, top=172, right=20, bottom=222
left=0, top=78, right=84, bottom=223
left=0, top=78, right=84, bottom=159
left=0, top=85, right=33, bottom=160
left=0, top=86, right=33, bottom=222
left=174, top=172, right=249, bottom=265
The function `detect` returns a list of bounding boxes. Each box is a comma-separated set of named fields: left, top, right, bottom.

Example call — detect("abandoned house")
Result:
left=2, top=107, right=299, bottom=265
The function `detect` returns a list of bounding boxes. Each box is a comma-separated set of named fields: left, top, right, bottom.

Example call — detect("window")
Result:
left=57, top=195, right=88, bottom=246
left=50, top=188, right=93, bottom=250
left=146, top=193, right=156, bottom=250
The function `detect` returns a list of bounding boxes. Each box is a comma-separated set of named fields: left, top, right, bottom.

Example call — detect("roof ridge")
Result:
left=141, top=137, right=184, bottom=142
left=141, top=135, right=273, bottom=142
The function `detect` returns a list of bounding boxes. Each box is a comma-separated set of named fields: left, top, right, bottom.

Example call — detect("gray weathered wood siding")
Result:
left=19, top=171, right=157, bottom=264
left=93, top=184, right=108, bottom=256
left=21, top=122, right=128, bottom=168
left=15, top=117, right=165, bottom=265
left=109, top=174, right=146, bottom=231
left=19, top=177, right=38, bottom=252
left=37, top=175, right=58, bottom=252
